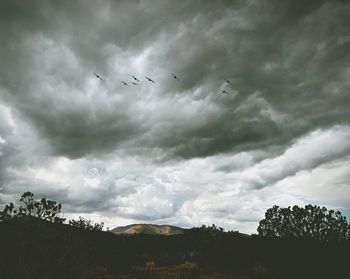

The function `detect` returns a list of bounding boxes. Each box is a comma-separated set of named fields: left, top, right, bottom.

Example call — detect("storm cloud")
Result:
left=0, top=0, right=349, bottom=232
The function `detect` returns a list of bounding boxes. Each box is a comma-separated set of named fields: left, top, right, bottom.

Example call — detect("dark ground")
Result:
left=0, top=217, right=348, bottom=279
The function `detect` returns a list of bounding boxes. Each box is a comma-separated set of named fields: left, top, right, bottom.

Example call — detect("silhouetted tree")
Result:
left=258, top=205, right=350, bottom=241
left=0, top=202, right=16, bottom=221
left=0, top=192, right=65, bottom=223
left=186, top=224, right=225, bottom=238
left=69, top=216, right=104, bottom=231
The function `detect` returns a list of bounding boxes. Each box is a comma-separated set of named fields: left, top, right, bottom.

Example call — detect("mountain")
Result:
left=111, top=224, right=185, bottom=235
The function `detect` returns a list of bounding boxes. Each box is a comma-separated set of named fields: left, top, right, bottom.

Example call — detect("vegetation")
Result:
left=69, top=216, right=104, bottom=231
left=258, top=204, right=350, bottom=241
left=0, top=192, right=105, bottom=231
left=186, top=224, right=241, bottom=238
left=0, top=191, right=65, bottom=223
left=1, top=216, right=348, bottom=278
left=186, top=224, right=224, bottom=236
left=0, top=193, right=350, bottom=278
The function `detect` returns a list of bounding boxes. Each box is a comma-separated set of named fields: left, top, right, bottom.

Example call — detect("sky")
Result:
left=0, top=0, right=350, bottom=233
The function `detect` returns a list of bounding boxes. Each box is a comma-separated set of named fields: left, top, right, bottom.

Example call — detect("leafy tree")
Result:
left=68, top=216, right=104, bottom=231
left=258, top=204, right=350, bottom=241
left=0, top=192, right=65, bottom=223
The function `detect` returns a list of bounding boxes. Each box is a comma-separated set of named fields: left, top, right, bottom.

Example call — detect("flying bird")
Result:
left=224, top=79, right=233, bottom=86
left=131, top=82, right=138, bottom=85
left=121, top=81, right=129, bottom=86
left=220, top=89, right=237, bottom=95
left=145, top=77, right=156, bottom=83
left=171, top=73, right=180, bottom=81
left=94, top=73, right=103, bottom=80
left=132, top=75, right=140, bottom=82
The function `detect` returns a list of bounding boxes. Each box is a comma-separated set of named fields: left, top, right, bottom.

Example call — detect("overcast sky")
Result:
left=0, top=0, right=350, bottom=233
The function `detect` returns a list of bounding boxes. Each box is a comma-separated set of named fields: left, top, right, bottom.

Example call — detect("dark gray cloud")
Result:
left=0, top=0, right=350, bottom=232
left=1, top=0, right=350, bottom=160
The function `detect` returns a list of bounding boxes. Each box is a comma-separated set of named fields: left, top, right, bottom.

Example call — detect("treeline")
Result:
left=1, top=191, right=350, bottom=278
left=0, top=191, right=104, bottom=231
left=1, top=191, right=350, bottom=241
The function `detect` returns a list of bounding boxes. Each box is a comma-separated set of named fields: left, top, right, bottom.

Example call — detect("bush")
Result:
left=186, top=224, right=225, bottom=238
left=176, top=262, right=200, bottom=279
left=69, top=216, right=104, bottom=231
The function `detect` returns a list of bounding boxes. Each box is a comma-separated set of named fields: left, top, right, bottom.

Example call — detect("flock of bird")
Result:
left=93, top=72, right=236, bottom=95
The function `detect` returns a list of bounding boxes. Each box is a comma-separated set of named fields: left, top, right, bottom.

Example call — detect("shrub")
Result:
left=69, top=216, right=104, bottom=231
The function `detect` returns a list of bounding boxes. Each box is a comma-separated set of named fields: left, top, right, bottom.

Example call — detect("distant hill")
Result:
left=111, top=224, right=185, bottom=235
